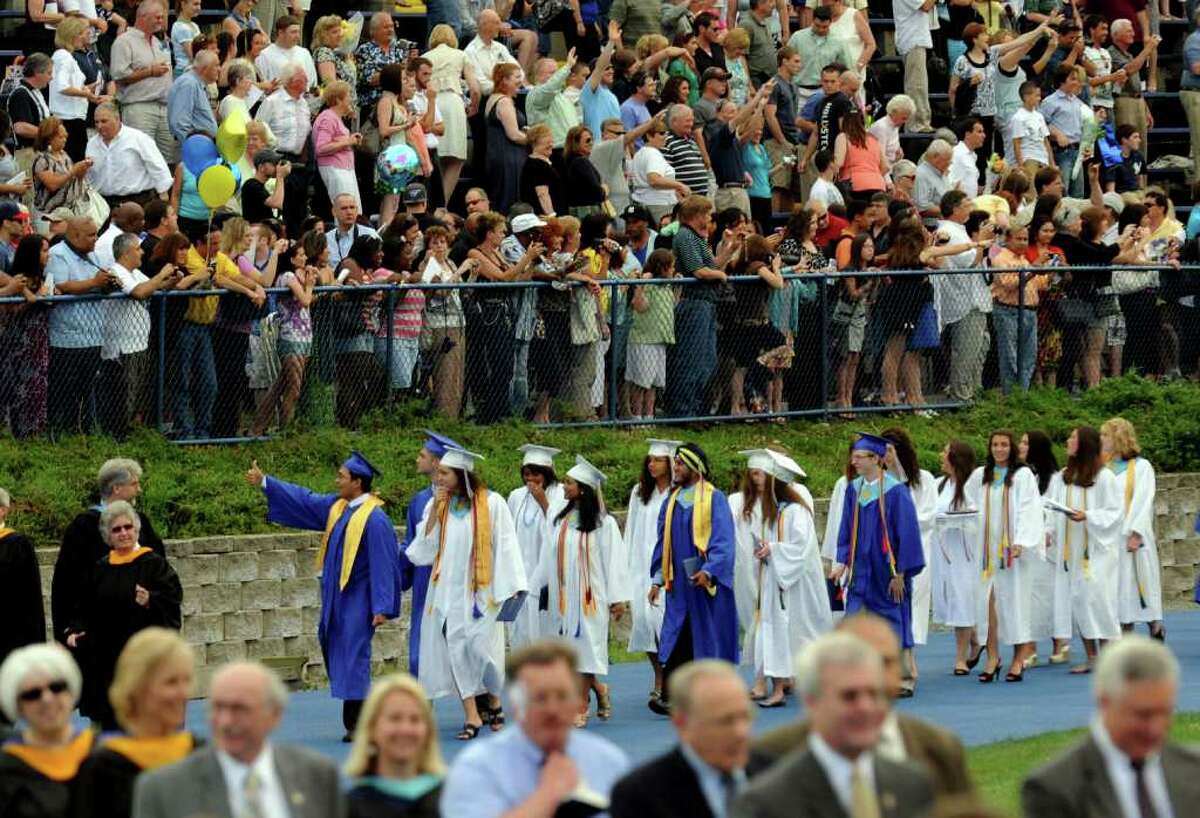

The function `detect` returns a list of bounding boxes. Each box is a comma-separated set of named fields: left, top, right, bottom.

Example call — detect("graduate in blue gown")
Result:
left=246, top=451, right=401, bottom=739
left=835, top=433, right=926, bottom=649
left=648, top=442, right=739, bottom=714
left=399, top=431, right=461, bottom=676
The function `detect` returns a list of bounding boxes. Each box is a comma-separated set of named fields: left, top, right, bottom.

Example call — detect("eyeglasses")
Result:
left=606, top=130, right=626, bottom=136
left=110, top=524, right=135, bottom=533
left=18, top=680, right=69, bottom=703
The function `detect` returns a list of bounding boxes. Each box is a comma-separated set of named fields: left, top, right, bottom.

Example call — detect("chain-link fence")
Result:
left=2, top=263, right=1197, bottom=441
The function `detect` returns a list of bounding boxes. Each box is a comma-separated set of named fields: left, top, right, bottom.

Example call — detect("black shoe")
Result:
left=1005, top=669, right=1025, bottom=683
left=965, top=646, right=986, bottom=671
left=341, top=732, right=354, bottom=743
left=953, top=668, right=969, bottom=676
left=979, top=663, right=1000, bottom=683
left=648, top=696, right=670, bottom=715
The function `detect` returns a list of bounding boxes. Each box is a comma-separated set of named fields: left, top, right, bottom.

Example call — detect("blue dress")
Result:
left=836, top=474, right=926, bottom=648
left=651, top=484, right=740, bottom=664
left=263, top=477, right=401, bottom=700
left=399, top=485, right=434, bottom=676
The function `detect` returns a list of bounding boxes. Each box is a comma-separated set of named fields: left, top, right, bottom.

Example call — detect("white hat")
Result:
left=519, top=444, right=561, bottom=468
left=510, top=213, right=547, bottom=234
left=646, top=438, right=683, bottom=458
left=566, top=455, right=606, bottom=490
left=738, top=448, right=807, bottom=483
left=738, top=449, right=775, bottom=475
left=441, top=447, right=485, bottom=473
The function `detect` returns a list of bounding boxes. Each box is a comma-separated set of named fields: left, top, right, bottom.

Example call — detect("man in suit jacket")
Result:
left=611, top=660, right=774, bottom=818
left=133, top=661, right=344, bottom=818
left=1023, top=636, right=1200, bottom=818
left=754, top=612, right=974, bottom=798
left=732, top=632, right=934, bottom=818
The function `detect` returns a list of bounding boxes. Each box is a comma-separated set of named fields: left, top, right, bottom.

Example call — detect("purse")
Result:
left=907, top=302, right=940, bottom=350
left=1056, top=297, right=1096, bottom=326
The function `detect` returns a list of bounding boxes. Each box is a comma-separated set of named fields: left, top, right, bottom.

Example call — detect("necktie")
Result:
left=850, top=763, right=882, bottom=818
left=1131, top=759, right=1158, bottom=818
left=720, top=771, right=739, bottom=818
left=242, top=768, right=265, bottom=818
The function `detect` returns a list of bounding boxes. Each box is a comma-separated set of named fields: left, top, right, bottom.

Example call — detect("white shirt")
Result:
left=892, top=0, right=933, bottom=55
left=809, top=177, right=845, bottom=208
left=1091, top=720, right=1176, bottom=818
left=255, top=43, right=318, bottom=89
left=630, top=146, right=677, bottom=207
left=215, top=744, right=293, bottom=818
left=869, top=115, right=903, bottom=164
left=876, top=712, right=908, bottom=763
left=95, top=223, right=124, bottom=270
left=808, top=732, right=877, bottom=816
left=947, top=141, right=979, bottom=197
left=102, top=261, right=151, bottom=360
left=935, top=219, right=992, bottom=327
left=1010, top=108, right=1051, bottom=165
left=463, top=36, right=519, bottom=96
left=410, top=89, right=443, bottom=150
left=86, top=125, right=173, bottom=196
left=324, top=222, right=381, bottom=268
left=50, top=49, right=90, bottom=121
left=257, top=89, right=312, bottom=155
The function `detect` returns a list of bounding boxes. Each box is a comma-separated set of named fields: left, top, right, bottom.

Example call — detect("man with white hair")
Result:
left=255, top=15, right=317, bottom=88
left=110, top=0, right=176, bottom=163
left=257, top=63, right=313, bottom=228
left=166, top=50, right=220, bottom=143
left=732, top=633, right=934, bottom=818
left=464, top=10, right=522, bottom=96
left=665, top=105, right=710, bottom=201
left=87, top=103, right=172, bottom=211
left=870, top=94, right=915, bottom=165
left=1109, top=19, right=1159, bottom=151
left=913, top=140, right=953, bottom=218
left=1023, top=636, right=1200, bottom=817
left=355, top=12, right=418, bottom=115
left=132, top=661, right=342, bottom=818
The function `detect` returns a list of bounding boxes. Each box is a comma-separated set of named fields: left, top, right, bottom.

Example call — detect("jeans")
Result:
left=946, top=309, right=989, bottom=402
left=1053, top=145, right=1083, bottom=197
left=993, top=304, right=1037, bottom=391
left=511, top=338, right=530, bottom=417
left=48, top=346, right=100, bottom=436
left=425, top=0, right=464, bottom=40
left=665, top=299, right=716, bottom=417
left=173, top=322, right=216, bottom=439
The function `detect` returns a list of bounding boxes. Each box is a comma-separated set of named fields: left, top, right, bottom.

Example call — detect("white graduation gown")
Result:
left=967, top=466, right=1045, bottom=646
left=931, top=477, right=980, bottom=628
left=729, top=492, right=761, bottom=634
left=908, top=471, right=938, bottom=645
left=1113, top=458, right=1163, bottom=625
left=533, top=513, right=629, bottom=675
left=407, top=492, right=527, bottom=700
left=506, top=483, right=566, bottom=649
left=822, top=476, right=849, bottom=563
left=1028, top=477, right=1056, bottom=642
left=625, top=483, right=671, bottom=653
left=1048, top=469, right=1124, bottom=641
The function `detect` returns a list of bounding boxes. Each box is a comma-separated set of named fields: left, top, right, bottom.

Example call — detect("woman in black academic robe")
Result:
left=0, top=518, right=47, bottom=677
left=64, top=502, right=182, bottom=732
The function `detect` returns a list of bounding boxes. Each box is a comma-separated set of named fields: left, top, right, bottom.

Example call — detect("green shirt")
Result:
left=787, top=29, right=856, bottom=87
left=743, top=11, right=778, bottom=81
left=629, top=284, right=676, bottom=345
left=608, top=0, right=661, bottom=48
left=526, top=65, right=580, bottom=148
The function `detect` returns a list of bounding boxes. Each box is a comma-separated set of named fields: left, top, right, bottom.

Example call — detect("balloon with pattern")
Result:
left=376, top=144, right=420, bottom=195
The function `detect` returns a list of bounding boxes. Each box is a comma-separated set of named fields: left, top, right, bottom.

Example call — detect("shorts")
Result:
left=1105, top=312, right=1126, bottom=348
left=625, top=343, right=667, bottom=389
left=831, top=298, right=868, bottom=356
left=765, top=139, right=803, bottom=193
left=374, top=336, right=420, bottom=389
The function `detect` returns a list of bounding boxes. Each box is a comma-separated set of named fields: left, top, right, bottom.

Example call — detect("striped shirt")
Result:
left=373, top=268, right=425, bottom=339
left=663, top=134, right=709, bottom=197
left=672, top=225, right=720, bottom=302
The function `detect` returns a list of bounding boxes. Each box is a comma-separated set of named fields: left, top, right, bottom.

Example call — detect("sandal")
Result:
left=484, top=706, right=506, bottom=732
left=596, top=687, right=612, bottom=721
left=456, top=722, right=482, bottom=741
left=1049, top=645, right=1071, bottom=665
left=574, top=712, right=589, bottom=728
left=1069, top=663, right=1093, bottom=675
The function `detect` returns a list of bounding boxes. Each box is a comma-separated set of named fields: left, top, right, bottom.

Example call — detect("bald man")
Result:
left=167, top=49, right=220, bottom=143
left=754, top=613, right=974, bottom=799
left=465, top=10, right=523, bottom=96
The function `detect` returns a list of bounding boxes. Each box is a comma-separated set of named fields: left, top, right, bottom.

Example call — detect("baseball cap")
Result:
left=403, top=183, right=427, bottom=205
left=701, top=67, right=729, bottom=85
left=253, top=148, right=283, bottom=166
left=510, top=213, right=547, bottom=234
left=622, top=204, right=652, bottom=223
left=1102, top=192, right=1125, bottom=215
left=0, top=200, right=26, bottom=222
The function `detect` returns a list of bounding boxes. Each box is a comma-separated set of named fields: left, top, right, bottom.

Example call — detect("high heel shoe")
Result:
left=965, top=646, right=986, bottom=671
left=978, top=662, right=1000, bottom=683
left=953, top=667, right=970, bottom=676
left=1049, top=645, right=1071, bottom=664
left=1005, top=668, right=1025, bottom=683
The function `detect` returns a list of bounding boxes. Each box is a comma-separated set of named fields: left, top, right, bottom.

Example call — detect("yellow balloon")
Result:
left=197, top=164, right=237, bottom=209
left=215, top=108, right=248, bottom=165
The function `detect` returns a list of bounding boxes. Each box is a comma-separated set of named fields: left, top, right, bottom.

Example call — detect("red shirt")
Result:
left=815, top=214, right=848, bottom=249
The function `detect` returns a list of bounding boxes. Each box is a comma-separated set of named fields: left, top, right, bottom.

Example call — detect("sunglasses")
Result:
left=19, top=680, right=69, bottom=703
left=110, top=523, right=135, bottom=533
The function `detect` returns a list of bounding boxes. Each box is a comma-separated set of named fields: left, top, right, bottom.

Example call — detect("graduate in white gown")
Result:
left=506, top=444, right=566, bottom=650
left=535, top=455, right=629, bottom=727
left=624, top=439, right=680, bottom=708
left=821, top=446, right=855, bottom=565
left=931, top=440, right=983, bottom=675
left=1047, top=426, right=1125, bottom=674
left=1019, top=430, right=1066, bottom=664
left=731, top=449, right=831, bottom=707
left=881, top=427, right=937, bottom=696
left=406, top=447, right=528, bottom=741
left=1101, top=418, right=1164, bottom=639
left=967, top=430, right=1045, bottom=683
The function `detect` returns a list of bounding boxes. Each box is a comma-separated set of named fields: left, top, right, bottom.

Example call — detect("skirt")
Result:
left=318, top=165, right=362, bottom=211
left=437, top=90, right=469, bottom=161
left=626, top=342, right=667, bottom=389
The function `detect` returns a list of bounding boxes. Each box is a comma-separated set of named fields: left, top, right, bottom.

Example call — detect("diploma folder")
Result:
left=683, top=556, right=702, bottom=577
left=496, top=593, right=527, bottom=623
left=1043, top=498, right=1078, bottom=516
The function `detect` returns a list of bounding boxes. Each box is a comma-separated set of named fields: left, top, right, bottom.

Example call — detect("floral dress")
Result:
left=1027, top=246, right=1066, bottom=374
left=314, top=46, right=358, bottom=108
left=0, top=300, right=49, bottom=438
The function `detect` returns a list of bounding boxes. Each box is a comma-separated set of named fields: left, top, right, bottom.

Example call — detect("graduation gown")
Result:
left=70, top=550, right=182, bottom=728
left=1112, top=458, right=1163, bottom=625
left=736, top=496, right=831, bottom=679
left=407, top=492, right=527, bottom=700
left=625, top=484, right=671, bottom=654
left=534, top=513, right=628, bottom=675
left=263, top=478, right=401, bottom=700
left=907, top=471, right=938, bottom=645
left=728, top=492, right=760, bottom=635
left=1048, top=469, right=1124, bottom=641
left=400, top=486, right=434, bottom=676
left=68, top=732, right=197, bottom=818
left=930, top=478, right=980, bottom=629
left=1028, top=477, right=1057, bottom=643
left=821, top=476, right=849, bottom=563
left=0, top=730, right=94, bottom=818
left=506, top=483, right=565, bottom=650
left=836, top=475, right=925, bottom=649
left=0, top=530, right=46, bottom=667
left=52, top=508, right=164, bottom=644
left=965, top=466, right=1045, bottom=647
left=651, top=482, right=739, bottom=665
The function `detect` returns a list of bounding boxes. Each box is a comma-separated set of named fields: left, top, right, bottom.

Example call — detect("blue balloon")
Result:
left=375, top=144, right=420, bottom=195
left=182, top=134, right=220, bottom=178
left=229, top=162, right=242, bottom=194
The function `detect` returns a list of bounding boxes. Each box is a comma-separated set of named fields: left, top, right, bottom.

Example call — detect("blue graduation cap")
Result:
left=422, top=429, right=461, bottom=458
left=852, top=432, right=890, bottom=458
left=343, top=450, right=382, bottom=479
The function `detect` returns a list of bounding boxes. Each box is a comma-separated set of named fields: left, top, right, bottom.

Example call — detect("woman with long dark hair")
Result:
left=536, top=456, right=626, bottom=727
left=505, top=445, right=565, bottom=650
left=933, top=440, right=981, bottom=675
left=833, top=109, right=888, bottom=198
left=1019, top=429, right=1064, bottom=663
left=625, top=439, right=678, bottom=708
left=0, top=235, right=52, bottom=438
left=967, top=430, right=1044, bottom=683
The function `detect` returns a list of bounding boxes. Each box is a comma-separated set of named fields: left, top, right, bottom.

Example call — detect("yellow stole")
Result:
left=102, top=733, right=194, bottom=771
left=1119, top=460, right=1146, bottom=607
left=317, top=495, right=387, bottom=591
left=430, top=489, right=494, bottom=595
left=556, top=517, right=597, bottom=618
left=842, top=477, right=897, bottom=601
left=109, top=546, right=151, bottom=565
left=661, top=479, right=715, bottom=595
left=1062, top=484, right=1090, bottom=577
left=2, top=730, right=94, bottom=781
left=0, top=528, right=13, bottom=540
left=981, top=477, right=1013, bottom=578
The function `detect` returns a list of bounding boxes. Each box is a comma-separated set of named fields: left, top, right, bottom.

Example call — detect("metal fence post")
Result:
left=156, top=292, right=167, bottom=432
left=384, top=285, right=396, bottom=403
left=1016, top=269, right=1026, bottom=391
left=819, top=272, right=830, bottom=422
left=607, top=280, right=618, bottom=426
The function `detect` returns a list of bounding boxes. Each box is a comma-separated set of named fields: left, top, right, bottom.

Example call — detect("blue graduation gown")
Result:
left=399, top=485, right=433, bottom=676
left=650, top=484, right=739, bottom=664
left=263, top=477, right=401, bottom=700
left=836, top=475, right=926, bottom=648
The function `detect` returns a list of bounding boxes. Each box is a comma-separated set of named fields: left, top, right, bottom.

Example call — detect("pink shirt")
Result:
left=313, top=108, right=354, bottom=170
left=371, top=268, right=425, bottom=339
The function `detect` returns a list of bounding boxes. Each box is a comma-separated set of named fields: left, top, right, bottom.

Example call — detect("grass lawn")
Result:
left=968, top=712, right=1200, bottom=814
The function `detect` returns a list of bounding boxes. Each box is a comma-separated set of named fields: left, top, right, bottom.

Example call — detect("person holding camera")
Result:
left=240, top=148, right=291, bottom=224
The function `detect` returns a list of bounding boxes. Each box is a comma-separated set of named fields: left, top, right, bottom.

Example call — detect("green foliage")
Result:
left=4, top=376, right=1200, bottom=547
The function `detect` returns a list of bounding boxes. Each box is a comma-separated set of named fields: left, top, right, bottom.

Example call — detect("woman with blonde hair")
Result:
left=345, top=674, right=444, bottom=817
left=314, top=15, right=358, bottom=111
left=723, top=28, right=754, bottom=106
left=70, top=628, right=196, bottom=818
left=1100, top=418, right=1163, bottom=640
left=314, top=80, right=363, bottom=211
left=51, top=17, right=106, bottom=160
left=424, top=23, right=480, bottom=205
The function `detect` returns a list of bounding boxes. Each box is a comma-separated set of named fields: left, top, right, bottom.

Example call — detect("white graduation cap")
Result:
left=567, top=455, right=606, bottom=491
left=647, top=438, right=683, bottom=458
left=519, top=444, right=562, bottom=468
left=441, top=447, right=485, bottom=473
left=739, top=448, right=807, bottom=483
